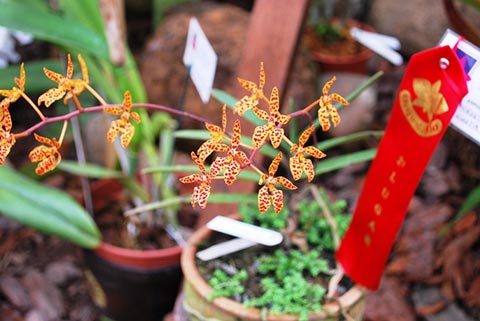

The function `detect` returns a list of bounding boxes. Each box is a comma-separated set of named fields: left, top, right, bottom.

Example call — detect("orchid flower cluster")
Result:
left=0, top=54, right=140, bottom=176
left=179, top=63, right=349, bottom=214
left=0, top=55, right=348, bottom=214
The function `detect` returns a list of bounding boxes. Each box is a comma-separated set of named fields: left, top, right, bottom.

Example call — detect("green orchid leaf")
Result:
left=317, top=130, right=384, bottom=151
left=0, top=2, right=109, bottom=59
left=58, top=161, right=149, bottom=202
left=343, top=70, right=383, bottom=106
left=211, top=88, right=238, bottom=108
left=117, top=177, right=150, bottom=203
left=315, top=148, right=377, bottom=175
left=457, top=186, right=480, bottom=218
left=207, top=193, right=258, bottom=204
left=160, top=128, right=176, bottom=167
left=125, top=193, right=258, bottom=216
left=0, top=166, right=101, bottom=248
left=58, top=160, right=123, bottom=179
left=58, top=0, right=105, bottom=34
left=142, top=164, right=260, bottom=183
left=440, top=185, right=480, bottom=236
left=174, top=129, right=212, bottom=141
left=0, top=0, right=50, bottom=11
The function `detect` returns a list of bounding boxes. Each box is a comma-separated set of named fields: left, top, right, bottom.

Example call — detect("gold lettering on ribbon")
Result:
left=364, top=234, right=371, bottom=246
left=364, top=155, right=407, bottom=247
left=374, top=203, right=382, bottom=216
left=396, top=155, right=406, bottom=168
left=400, top=78, right=448, bottom=137
left=381, top=187, right=390, bottom=199
left=389, top=171, right=396, bottom=184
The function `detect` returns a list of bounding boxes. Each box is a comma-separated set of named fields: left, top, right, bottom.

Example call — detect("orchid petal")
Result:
left=258, top=185, right=271, bottom=213
left=271, top=189, right=284, bottom=214
left=253, top=125, right=269, bottom=147
left=269, top=127, right=284, bottom=148
left=38, top=88, right=65, bottom=107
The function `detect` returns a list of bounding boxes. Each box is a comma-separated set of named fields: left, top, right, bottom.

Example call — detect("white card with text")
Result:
left=439, top=29, right=480, bottom=145
left=183, top=18, right=218, bottom=104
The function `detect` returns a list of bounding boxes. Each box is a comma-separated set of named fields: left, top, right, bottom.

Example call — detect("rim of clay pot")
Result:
left=311, top=47, right=374, bottom=66
left=94, top=242, right=183, bottom=269
left=308, top=19, right=375, bottom=67
left=181, top=218, right=365, bottom=320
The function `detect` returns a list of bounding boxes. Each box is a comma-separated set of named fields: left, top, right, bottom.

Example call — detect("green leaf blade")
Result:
left=315, top=148, right=377, bottom=175
left=0, top=167, right=101, bottom=248
left=58, top=161, right=123, bottom=179
left=0, top=2, right=109, bottom=59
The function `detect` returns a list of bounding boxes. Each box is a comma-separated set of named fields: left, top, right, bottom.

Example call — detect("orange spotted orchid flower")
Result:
left=0, top=123, right=15, bottom=165
left=104, top=91, right=140, bottom=148
left=197, top=104, right=229, bottom=161
left=28, top=133, right=62, bottom=175
left=211, top=119, right=249, bottom=185
left=38, top=54, right=89, bottom=107
left=0, top=63, right=26, bottom=122
left=258, top=152, right=297, bottom=214
left=318, top=76, right=349, bottom=131
left=179, top=152, right=220, bottom=209
left=0, top=81, right=17, bottom=165
left=0, top=105, right=13, bottom=135
left=233, top=62, right=266, bottom=115
left=252, top=86, right=290, bottom=148
left=0, top=63, right=25, bottom=105
left=290, top=125, right=326, bottom=182
left=0, top=103, right=13, bottom=131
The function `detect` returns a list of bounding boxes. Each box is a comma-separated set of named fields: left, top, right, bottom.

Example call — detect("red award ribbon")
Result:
left=336, top=46, right=469, bottom=290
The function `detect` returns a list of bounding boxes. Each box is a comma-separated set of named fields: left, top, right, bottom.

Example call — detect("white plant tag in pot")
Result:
left=196, top=216, right=283, bottom=261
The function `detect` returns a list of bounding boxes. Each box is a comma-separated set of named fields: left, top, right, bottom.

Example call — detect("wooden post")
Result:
left=196, top=0, right=310, bottom=226
left=233, top=0, right=310, bottom=101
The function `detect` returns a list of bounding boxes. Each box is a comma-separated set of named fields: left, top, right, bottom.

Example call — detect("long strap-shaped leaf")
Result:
left=0, top=166, right=101, bottom=248
left=0, top=1, right=109, bottom=59
left=440, top=185, right=480, bottom=236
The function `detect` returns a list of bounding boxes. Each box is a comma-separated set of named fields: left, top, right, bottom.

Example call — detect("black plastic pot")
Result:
left=81, top=178, right=184, bottom=321
left=84, top=243, right=183, bottom=321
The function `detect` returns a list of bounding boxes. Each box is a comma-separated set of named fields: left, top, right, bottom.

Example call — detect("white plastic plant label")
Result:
left=350, top=27, right=403, bottom=66
left=439, top=29, right=480, bottom=145
left=196, top=238, right=258, bottom=261
left=195, top=216, right=284, bottom=261
left=183, top=17, right=218, bottom=104
left=206, top=216, right=283, bottom=246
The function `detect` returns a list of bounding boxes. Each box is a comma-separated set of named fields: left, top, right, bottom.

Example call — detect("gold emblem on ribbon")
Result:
left=400, top=78, right=448, bottom=137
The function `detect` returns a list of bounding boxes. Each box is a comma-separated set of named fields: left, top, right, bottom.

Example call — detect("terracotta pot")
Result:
left=311, top=47, right=374, bottom=74
left=82, top=178, right=184, bottom=321
left=306, top=19, right=375, bottom=74
left=181, top=218, right=366, bottom=321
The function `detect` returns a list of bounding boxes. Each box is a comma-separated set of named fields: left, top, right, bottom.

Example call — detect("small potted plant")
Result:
left=0, top=48, right=379, bottom=321
left=304, top=0, right=375, bottom=73
left=181, top=190, right=366, bottom=321
left=0, top=1, right=200, bottom=320
left=0, top=52, right=201, bottom=321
